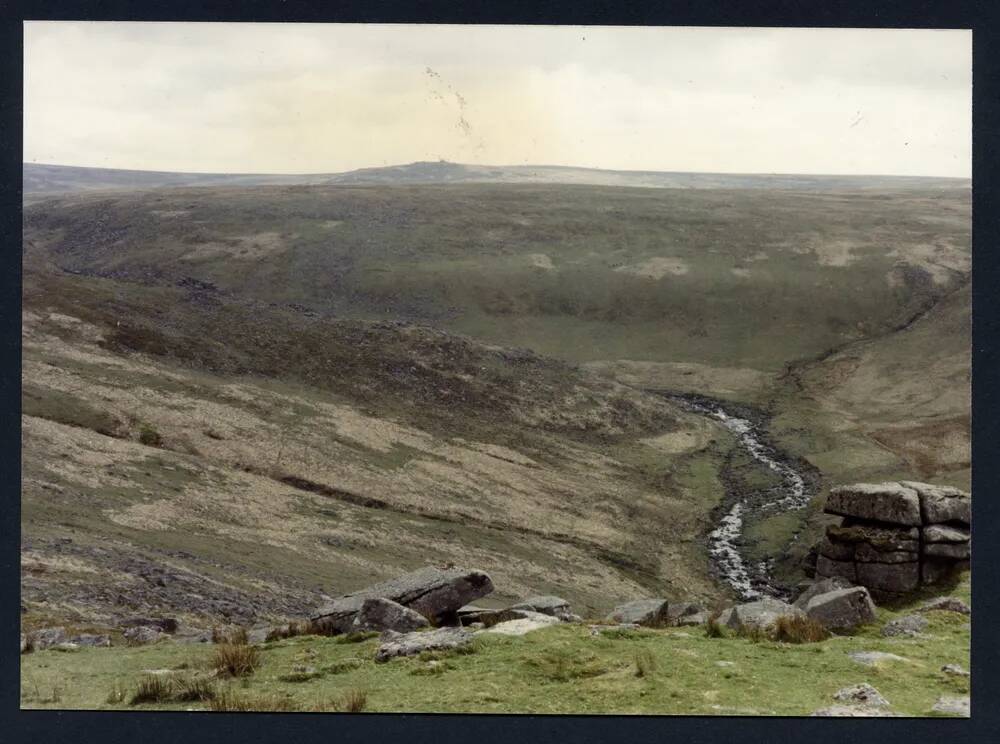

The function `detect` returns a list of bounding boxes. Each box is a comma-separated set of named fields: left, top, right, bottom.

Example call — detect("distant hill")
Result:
left=23, top=160, right=970, bottom=195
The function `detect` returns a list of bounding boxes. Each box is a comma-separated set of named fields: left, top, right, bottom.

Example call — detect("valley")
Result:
left=20, top=168, right=970, bottom=638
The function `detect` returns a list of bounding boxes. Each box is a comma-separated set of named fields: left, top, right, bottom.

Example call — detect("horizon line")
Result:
left=22, top=159, right=972, bottom=181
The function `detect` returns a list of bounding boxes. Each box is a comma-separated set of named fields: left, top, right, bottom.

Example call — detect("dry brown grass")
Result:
left=172, top=675, right=218, bottom=702
left=772, top=615, right=830, bottom=644
left=211, top=643, right=260, bottom=678
left=705, top=611, right=727, bottom=639
left=338, top=688, right=368, bottom=713
left=212, top=626, right=249, bottom=645
left=129, top=675, right=173, bottom=705
left=633, top=649, right=656, bottom=678
left=208, top=689, right=299, bottom=712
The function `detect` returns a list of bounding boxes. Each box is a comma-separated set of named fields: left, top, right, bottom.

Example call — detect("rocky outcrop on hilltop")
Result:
left=815, top=481, right=970, bottom=598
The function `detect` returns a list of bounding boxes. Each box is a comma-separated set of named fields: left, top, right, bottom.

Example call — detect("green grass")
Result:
left=24, top=183, right=969, bottom=370
left=21, top=574, right=970, bottom=715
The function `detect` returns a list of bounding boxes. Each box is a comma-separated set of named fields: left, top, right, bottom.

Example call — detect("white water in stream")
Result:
left=686, top=401, right=809, bottom=599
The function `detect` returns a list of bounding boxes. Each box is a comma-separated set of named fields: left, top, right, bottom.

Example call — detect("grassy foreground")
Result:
left=21, top=575, right=970, bottom=716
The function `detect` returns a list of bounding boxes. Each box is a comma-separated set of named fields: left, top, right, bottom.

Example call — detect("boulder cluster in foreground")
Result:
left=815, top=481, right=970, bottom=598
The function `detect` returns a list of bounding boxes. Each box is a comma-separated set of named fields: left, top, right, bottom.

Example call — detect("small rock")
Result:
left=509, top=595, right=572, bottom=619
left=71, top=634, right=112, bottom=648
left=605, top=599, right=670, bottom=627
left=941, top=664, right=970, bottom=677
left=721, top=598, right=804, bottom=631
left=28, top=627, right=67, bottom=650
left=931, top=695, right=970, bottom=717
left=120, top=617, right=178, bottom=634
left=919, top=596, right=970, bottom=615
left=714, top=661, right=735, bottom=668
left=676, top=611, right=708, bottom=627
left=481, top=611, right=561, bottom=637
left=123, top=625, right=166, bottom=646
left=811, top=705, right=899, bottom=717
left=833, top=683, right=889, bottom=707
left=374, top=627, right=474, bottom=663
left=53, top=642, right=80, bottom=651
left=881, top=614, right=929, bottom=638
left=848, top=651, right=908, bottom=666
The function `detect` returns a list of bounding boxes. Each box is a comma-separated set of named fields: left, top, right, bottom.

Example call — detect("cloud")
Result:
left=23, top=23, right=971, bottom=176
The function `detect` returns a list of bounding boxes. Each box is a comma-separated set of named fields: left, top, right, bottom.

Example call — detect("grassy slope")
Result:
left=21, top=266, right=738, bottom=630
left=21, top=573, right=970, bottom=715
left=23, top=183, right=969, bottom=370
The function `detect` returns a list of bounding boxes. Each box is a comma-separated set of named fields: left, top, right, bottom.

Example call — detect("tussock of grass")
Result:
left=633, top=649, right=656, bottom=678
left=337, top=630, right=380, bottom=644
left=172, top=675, right=218, bottom=702
left=323, top=659, right=364, bottom=675
left=735, top=624, right=769, bottom=643
left=772, top=615, right=830, bottom=644
left=208, top=689, right=299, bottom=712
left=138, top=423, right=162, bottom=447
left=105, top=680, right=128, bottom=705
left=265, top=621, right=311, bottom=642
left=525, top=648, right=609, bottom=682
left=338, top=689, right=368, bottom=713
left=212, top=643, right=260, bottom=678
left=212, top=626, right=249, bottom=645
left=705, top=612, right=727, bottom=639
left=277, top=670, right=324, bottom=683
left=129, top=675, right=173, bottom=705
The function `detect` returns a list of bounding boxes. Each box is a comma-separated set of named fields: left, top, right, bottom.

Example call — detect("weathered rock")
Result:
left=509, top=595, right=571, bottom=618
left=71, top=633, right=112, bottom=647
left=848, top=650, right=908, bottom=666
left=854, top=544, right=919, bottom=564
left=28, top=627, right=67, bottom=650
left=815, top=555, right=857, bottom=583
left=811, top=705, right=900, bottom=717
left=922, top=557, right=965, bottom=584
left=825, top=483, right=921, bottom=526
left=120, top=617, right=178, bottom=634
left=311, top=567, right=494, bottom=633
left=351, top=597, right=430, bottom=633
left=817, top=537, right=856, bottom=561
left=856, top=561, right=919, bottom=594
left=923, top=543, right=970, bottom=560
left=474, top=608, right=538, bottom=628
left=666, top=601, right=705, bottom=625
left=792, top=576, right=854, bottom=609
left=606, top=599, right=670, bottom=627
left=805, top=587, right=877, bottom=630
left=481, top=611, right=561, bottom=636
left=676, top=611, right=709, bottom=627
left=941, top=664, right=970, bottom=677
left=900, top=481, right=970, bottom=525
left=20, top=634, right=28, bottom=654
left=374, top=627, right=474, bottom=663
left=721, top=598, right=804, bottom=631
left=881, top=614, right=928, bottom=638
left=919, top=596, right=970, bottom=615
left=931, top=695, right=970, bottom=717
left=833, top=683, right=890, bottom=707
left=123, top=625, right=166, bottom=645
left=827, top=523, right=920, bottom=551
left=923, top=524, right=971, bottom=543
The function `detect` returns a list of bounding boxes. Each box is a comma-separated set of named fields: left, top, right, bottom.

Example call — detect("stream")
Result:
left=664, top=394, right=812, bottom=600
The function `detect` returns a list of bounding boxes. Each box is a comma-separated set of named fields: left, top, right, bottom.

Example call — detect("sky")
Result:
left=23, top=23, right=972, bottom=177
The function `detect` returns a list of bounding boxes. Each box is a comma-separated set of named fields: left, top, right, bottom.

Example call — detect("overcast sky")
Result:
left=24, top=23, right=971, bottom=177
